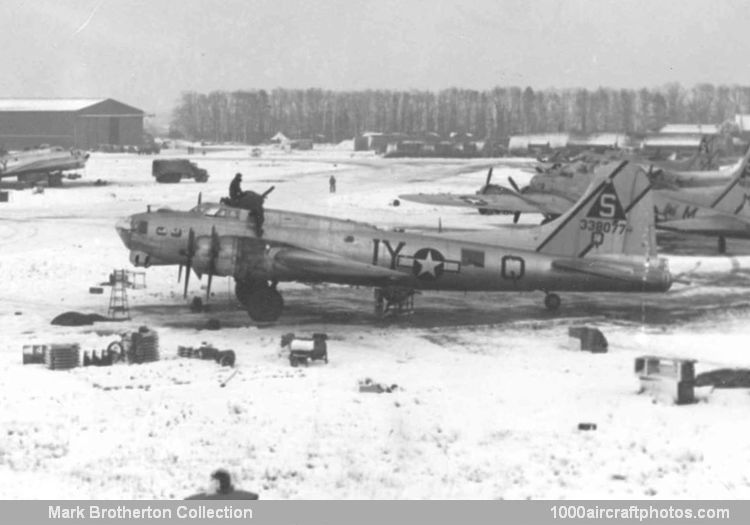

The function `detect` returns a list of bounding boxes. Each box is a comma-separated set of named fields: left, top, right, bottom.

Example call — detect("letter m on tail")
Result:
left=535, top=161, right=656, bottom=259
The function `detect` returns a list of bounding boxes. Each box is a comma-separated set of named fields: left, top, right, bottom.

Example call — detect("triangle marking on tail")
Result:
left=586, top=181, right=626, bottom=220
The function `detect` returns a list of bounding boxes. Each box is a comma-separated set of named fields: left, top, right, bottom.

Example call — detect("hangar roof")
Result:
left=658, top=124, right=719, bottom=135
left=0, top=98, right=108, bottom=112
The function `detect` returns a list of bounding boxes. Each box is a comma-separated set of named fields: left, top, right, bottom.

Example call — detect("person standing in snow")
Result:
left=185, top=469, right=258, bottom=500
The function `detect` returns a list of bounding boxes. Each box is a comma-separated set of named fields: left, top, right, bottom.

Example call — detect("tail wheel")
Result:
left=544, top=293, right=561, bottom=311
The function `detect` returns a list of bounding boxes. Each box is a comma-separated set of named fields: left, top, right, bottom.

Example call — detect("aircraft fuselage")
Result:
left=118, top=205, right=669, bottom=294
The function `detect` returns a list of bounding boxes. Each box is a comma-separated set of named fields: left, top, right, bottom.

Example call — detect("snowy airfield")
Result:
left=1, top=145, right=750, bottom=499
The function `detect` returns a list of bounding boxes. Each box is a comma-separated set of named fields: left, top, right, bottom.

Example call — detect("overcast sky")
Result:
left=1, top=0, right=749, bottom=117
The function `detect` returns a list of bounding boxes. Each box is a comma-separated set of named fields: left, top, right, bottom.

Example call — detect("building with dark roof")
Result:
left=0, top=98, right=145, bottom=150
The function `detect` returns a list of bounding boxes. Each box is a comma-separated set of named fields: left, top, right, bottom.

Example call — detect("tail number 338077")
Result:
left=579, top=219, right=627, bottom=234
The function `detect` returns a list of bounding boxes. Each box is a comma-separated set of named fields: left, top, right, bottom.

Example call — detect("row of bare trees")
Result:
left=170, top=84, right=750, bottom=144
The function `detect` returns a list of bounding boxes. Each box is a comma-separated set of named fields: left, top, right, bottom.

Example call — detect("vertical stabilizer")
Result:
left=709, top=145, right=750, bottom=214
left=535, top=161, right=655, bottom=258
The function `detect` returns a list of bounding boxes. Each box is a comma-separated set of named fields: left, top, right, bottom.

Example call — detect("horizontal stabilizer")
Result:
left=552, top=258, right=650, bottom=282
left=552, top=257, right=670, bottom=291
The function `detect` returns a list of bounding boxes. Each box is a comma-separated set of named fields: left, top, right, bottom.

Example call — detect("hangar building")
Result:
left=0, top=98, right=144, bottom=150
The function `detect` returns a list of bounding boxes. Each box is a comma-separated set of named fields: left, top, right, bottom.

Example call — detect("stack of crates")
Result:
left=44, top=344, right=80, bottom=370
left=22, top=345, right=47, bottom=364
left=130, top=328, right=159, bottom=364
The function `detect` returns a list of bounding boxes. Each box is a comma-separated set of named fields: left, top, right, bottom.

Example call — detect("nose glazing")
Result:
left=115, top=217, right=133, bottom=249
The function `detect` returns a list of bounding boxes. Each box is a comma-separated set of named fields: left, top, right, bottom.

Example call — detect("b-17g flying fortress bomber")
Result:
left=116, top=161, right=671, bottom=322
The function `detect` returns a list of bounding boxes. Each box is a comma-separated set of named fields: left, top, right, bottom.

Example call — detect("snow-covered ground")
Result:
left=1, top=145, right=750, bottom=499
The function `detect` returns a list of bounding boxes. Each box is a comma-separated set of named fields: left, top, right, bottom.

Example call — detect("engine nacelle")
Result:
left=191, top=236, right=274, bottom=279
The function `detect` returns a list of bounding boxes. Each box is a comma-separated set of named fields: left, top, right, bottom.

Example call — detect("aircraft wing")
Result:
left=271, top=247, right=409, bottom=284
left=657, top=215, right=750, bottom=237
left=398, top=192, right=572, bottom=215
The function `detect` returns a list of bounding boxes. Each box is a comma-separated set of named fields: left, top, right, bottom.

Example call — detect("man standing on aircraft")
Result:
left=229, top=173, right=243, bottom=201
left=244, top=190, right=265, bottom=237
left=226, top=172, right=267, bottom=237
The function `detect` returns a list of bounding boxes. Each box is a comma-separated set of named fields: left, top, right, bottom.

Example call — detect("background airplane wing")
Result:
left=271, top=247, right=410, bottom=284
left=399, top=192, right=571, bottom=215
left=657, top=215, right=750, bottom=236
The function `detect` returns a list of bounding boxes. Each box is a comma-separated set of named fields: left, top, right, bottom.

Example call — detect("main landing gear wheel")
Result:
left=235, top=281, right=254, bottom=305
left=544, top=293, right=561, bottom=311
left=235, top=279, right=284, bottom=322
left=245, top=287, right=284, bottom=322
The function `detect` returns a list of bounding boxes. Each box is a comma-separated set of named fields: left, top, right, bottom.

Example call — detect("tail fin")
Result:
left=535, top=161, right=655, bottom=258
left=709, top=144, right=750, bottom=214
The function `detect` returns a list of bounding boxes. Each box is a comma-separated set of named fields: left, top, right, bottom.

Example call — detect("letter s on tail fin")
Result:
left=535, top=161, right=656, bottom=258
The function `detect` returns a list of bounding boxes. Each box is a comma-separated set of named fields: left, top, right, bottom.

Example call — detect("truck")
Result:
left=151, top=159, right=209, bottom=183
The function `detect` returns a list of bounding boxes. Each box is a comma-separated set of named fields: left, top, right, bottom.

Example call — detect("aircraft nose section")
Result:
left=115, top=216, right=133, bottom=249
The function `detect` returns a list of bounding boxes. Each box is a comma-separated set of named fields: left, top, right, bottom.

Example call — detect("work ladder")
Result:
left=108, top=270, right=130, bottom=319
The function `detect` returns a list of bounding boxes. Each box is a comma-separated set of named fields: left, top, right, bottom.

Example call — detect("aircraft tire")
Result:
left=235, top=281, right=253, bottom=305
left=217, top=350, right=236, bottom=367
left=107, top=341, right=124, bottom=361
left=544, top=293, right=561, bottom=311
left=246, top=288, right=284, bottom=322
left=235, top=279, right=270, bottom=305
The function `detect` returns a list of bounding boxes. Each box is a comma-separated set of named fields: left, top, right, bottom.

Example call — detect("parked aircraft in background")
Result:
left=645, top=135, right=720, bottom=172
left=402, top=147, right=733, bottom=220
left=0, top=146, right=89, bottom=186
left=401, top=147, right=750, bottom=253
left=116, top=162, right=670, bottom=322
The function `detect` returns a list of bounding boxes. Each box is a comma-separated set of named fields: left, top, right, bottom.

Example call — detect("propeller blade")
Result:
left=513, top=212, right=521, bottom=224
left=183, top=228, right=196, bottom=299
left=198, top=192, right=202, bottom=205
left=481, top=168, right=493, bottom=194
left=205, top=226, right=220, bottom=301
left=178, top=264, right=183, bottom=283
left=183, top=265, right=191, bottom=298
left=262, top=185, right=276, bottom=199
left=508, top=176, right=521, bottom=193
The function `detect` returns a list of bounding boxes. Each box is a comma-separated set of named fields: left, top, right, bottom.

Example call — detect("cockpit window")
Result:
left=136, top=220, right=148, bottom=234
left=216, top=208, right=241, bottom=219
left=189, top=204, right=221, bottom=217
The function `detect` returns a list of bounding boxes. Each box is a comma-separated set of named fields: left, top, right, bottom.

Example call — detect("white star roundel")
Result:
left=412, top=248, right=445, bottom=280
